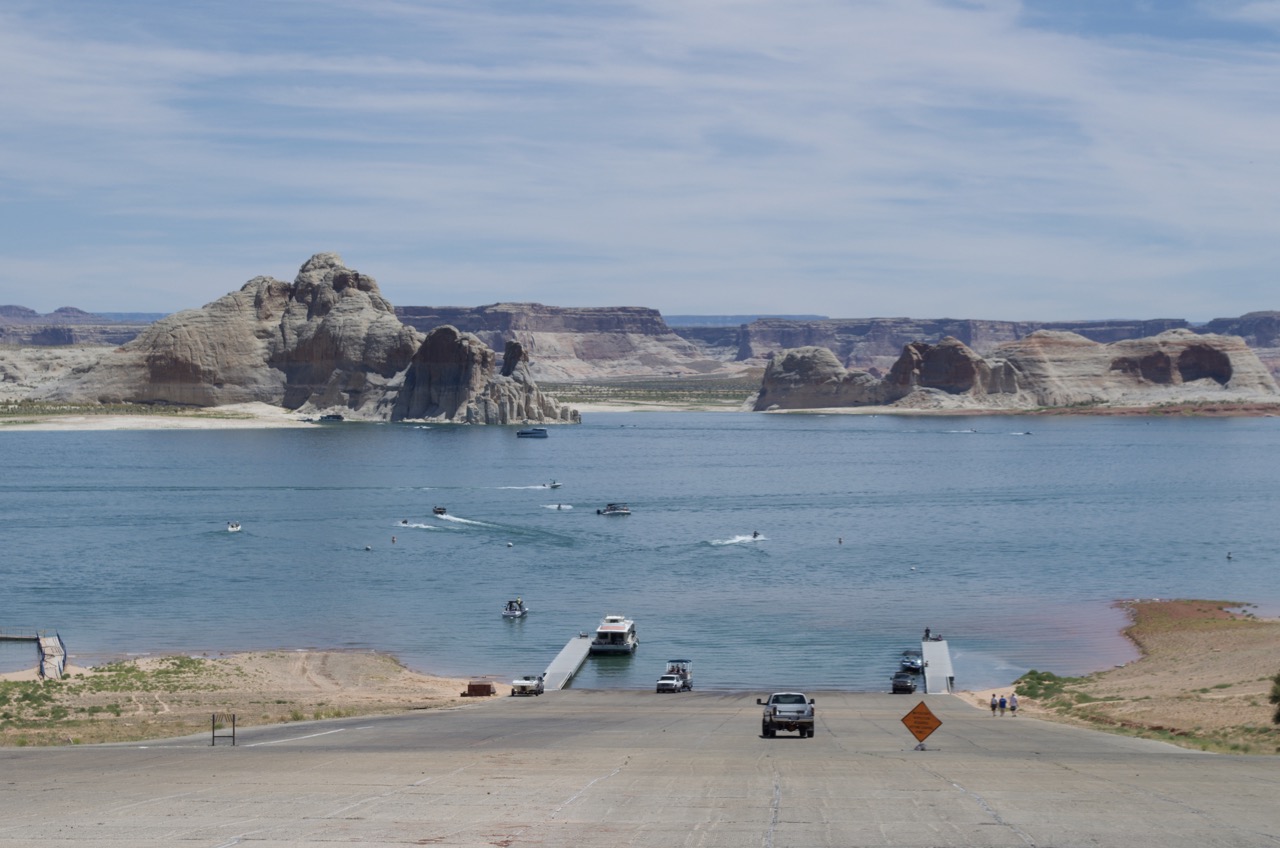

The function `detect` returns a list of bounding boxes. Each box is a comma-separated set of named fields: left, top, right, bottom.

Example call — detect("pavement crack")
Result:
left=763, top=772, right=781, bottom=848
left=947, top=778, right=1036, bottom=847
left=549, top=757, right=628, bottom=819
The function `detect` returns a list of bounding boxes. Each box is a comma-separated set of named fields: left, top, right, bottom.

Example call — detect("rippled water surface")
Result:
left=3, top=412, right=1278, bottom=690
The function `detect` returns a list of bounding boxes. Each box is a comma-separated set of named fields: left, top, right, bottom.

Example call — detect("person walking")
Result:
left=990, top=694, right=998, bottom=716
left=998, top=694, right=1007, bottom=716
left=1009, top=692, right=1018, bottom=717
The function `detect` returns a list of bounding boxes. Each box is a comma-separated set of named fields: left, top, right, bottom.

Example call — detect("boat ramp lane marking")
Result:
left=244, top=728, right=347, bottom=747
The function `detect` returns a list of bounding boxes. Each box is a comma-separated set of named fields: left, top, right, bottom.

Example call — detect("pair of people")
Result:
left=989, top=693, right=1018, bottom=716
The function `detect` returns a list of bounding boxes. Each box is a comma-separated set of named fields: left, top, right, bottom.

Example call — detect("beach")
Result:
left=0, top=651, right=468, bottom=746
left=0, top=402, right=316, bottom=430
left=961, top=599, right=1280, bottom=753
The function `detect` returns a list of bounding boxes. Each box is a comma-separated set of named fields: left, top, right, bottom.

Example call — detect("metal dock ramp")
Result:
left=921, top=639, right=955, bottom=694
left=542, top=633, right=593, bottom=690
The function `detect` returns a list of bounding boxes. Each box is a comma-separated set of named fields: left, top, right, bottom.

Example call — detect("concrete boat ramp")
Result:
left=542, top=632, right=593, bottom=690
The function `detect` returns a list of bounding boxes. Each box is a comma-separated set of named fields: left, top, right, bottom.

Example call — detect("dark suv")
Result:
left=890, top=671, right=917, bottom=694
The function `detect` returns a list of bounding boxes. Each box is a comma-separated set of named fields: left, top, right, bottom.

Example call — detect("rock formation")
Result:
left=753, top=330, right=1280, bottom=411
left=392, top=328, right=578, bottom=424
left=692, top=316, right=1192, bottom=373
left=396, top=303, right=739, bottom=380
left=45, top=254, right=421, bottom=411
left=39, top=254, right=577, bottom=424
left=0, top=305, right=158, bottom=347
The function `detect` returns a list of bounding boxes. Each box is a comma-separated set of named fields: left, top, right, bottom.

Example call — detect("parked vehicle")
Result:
left=891, top=671, right=918, bottom=693
left=510, top=675, right=544, bottom=696
left=757, top=692, right=815, bottom=738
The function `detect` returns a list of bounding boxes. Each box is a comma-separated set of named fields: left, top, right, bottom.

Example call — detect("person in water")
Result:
left=752, top=530, right=759, bottom=539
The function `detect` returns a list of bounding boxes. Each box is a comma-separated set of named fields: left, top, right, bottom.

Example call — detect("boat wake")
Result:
left=435, top=514, right=496, bottom=527
left=711, top=534, right=767, bottom=545
left=397, top=521, right=436, bottom=530
left=495, top=485, right=552, bottom=490
left=543, top=504, right=574, bottom=510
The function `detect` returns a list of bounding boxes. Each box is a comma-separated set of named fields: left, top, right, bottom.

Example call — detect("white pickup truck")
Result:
left=757, top=692, right=816, bottom=738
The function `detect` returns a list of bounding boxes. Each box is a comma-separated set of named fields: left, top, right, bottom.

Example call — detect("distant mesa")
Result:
left=39, top=253, right=577, bottom=425
left=753, top=330, right=1280, bottom=411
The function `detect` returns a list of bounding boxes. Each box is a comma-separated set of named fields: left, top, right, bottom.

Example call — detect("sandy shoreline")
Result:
left=6, top=399, right=1279, bottom=429
left=0, top=650, right=470, bottom=746
left=0, top=402, right=317, bottom=430
left=958, top=598, right=1280, bottom=753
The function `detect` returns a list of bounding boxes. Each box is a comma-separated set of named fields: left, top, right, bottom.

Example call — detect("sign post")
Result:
left=901, top=701, right=941, bottom=750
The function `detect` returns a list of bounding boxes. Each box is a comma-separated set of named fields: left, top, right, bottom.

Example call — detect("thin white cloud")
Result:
left=1, top=1, right=1278, bottom=320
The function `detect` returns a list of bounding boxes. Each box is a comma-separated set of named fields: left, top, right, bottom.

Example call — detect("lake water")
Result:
left=2, top=412, right=1278, bottom=691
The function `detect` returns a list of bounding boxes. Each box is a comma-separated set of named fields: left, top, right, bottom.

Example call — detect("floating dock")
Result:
left=921, top=639, right=955, bottom=694
left=542, top=632, right=593, bottom=690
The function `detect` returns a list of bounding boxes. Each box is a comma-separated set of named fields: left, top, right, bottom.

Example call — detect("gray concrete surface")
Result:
left=1, top=691, right=1276, bottom=847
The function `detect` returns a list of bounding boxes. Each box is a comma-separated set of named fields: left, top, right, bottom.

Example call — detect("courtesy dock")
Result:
left=921, top=639, right=955, bottom=694
left=542, top=633, right=593, bottom=690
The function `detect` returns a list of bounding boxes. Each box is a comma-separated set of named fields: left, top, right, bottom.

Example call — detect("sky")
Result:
left=2, top=0, right=1279, bottom=321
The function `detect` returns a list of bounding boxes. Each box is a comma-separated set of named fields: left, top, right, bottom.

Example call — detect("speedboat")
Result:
left=899, top=648, right=923, bottom=672
left=226, top=522, right=242, bottom=533
left=502, top=598, right=528, bottom=618
left=597, top=502, right=631, bottom=516
left=546, top=480, right=562, bottom=489
left=589, top=614, right=638, bottom=654
left=516, top=428, right=548, bottom=438
left=432, top=506, right=447, bottom=516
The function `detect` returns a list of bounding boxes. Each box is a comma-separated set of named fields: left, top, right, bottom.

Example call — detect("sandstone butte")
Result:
left=753, top=331, right=1280, bottom=412
left=38, top=253, right=578, bottom=425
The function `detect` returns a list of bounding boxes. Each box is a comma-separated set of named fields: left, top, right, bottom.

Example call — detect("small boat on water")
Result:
left=546, top=480, right=561, bottom=489
left=589, top=614, right=638, bottom=654
left=226, top=522, right=242, bottom=533
left=517, top=428, right=548, bottom=438
left=597, top=502, right=631, bottom=516
left=502, top=598, right=528, bottom=618
left=432, top=506, right=447, bottom=516
left=899, top=648, right=923, bottom=673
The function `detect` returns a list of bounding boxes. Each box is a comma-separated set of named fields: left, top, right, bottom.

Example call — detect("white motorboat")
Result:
left=597, top=502, right=631, bottom=516
left=589, top=614, right=638, bottom=654
left=502, top=598, right=528, bottom=618
left=546, top=480, right=562, bottom=489
left=226, top=522, right=242, bottom=533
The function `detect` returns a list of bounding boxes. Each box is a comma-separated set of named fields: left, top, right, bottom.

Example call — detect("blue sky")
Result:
left=2, top=0, right=1279, bottom=320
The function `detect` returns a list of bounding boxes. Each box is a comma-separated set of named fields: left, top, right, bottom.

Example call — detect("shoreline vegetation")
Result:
left=4, top=600, right=1277, bottom=751
left=964, top=599, right=1280, bottom=754
left=0, top=651, right=470, bottom=747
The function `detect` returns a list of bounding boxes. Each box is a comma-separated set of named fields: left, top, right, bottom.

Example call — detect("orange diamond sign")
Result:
left=901, top=701, right=942, bottom=743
